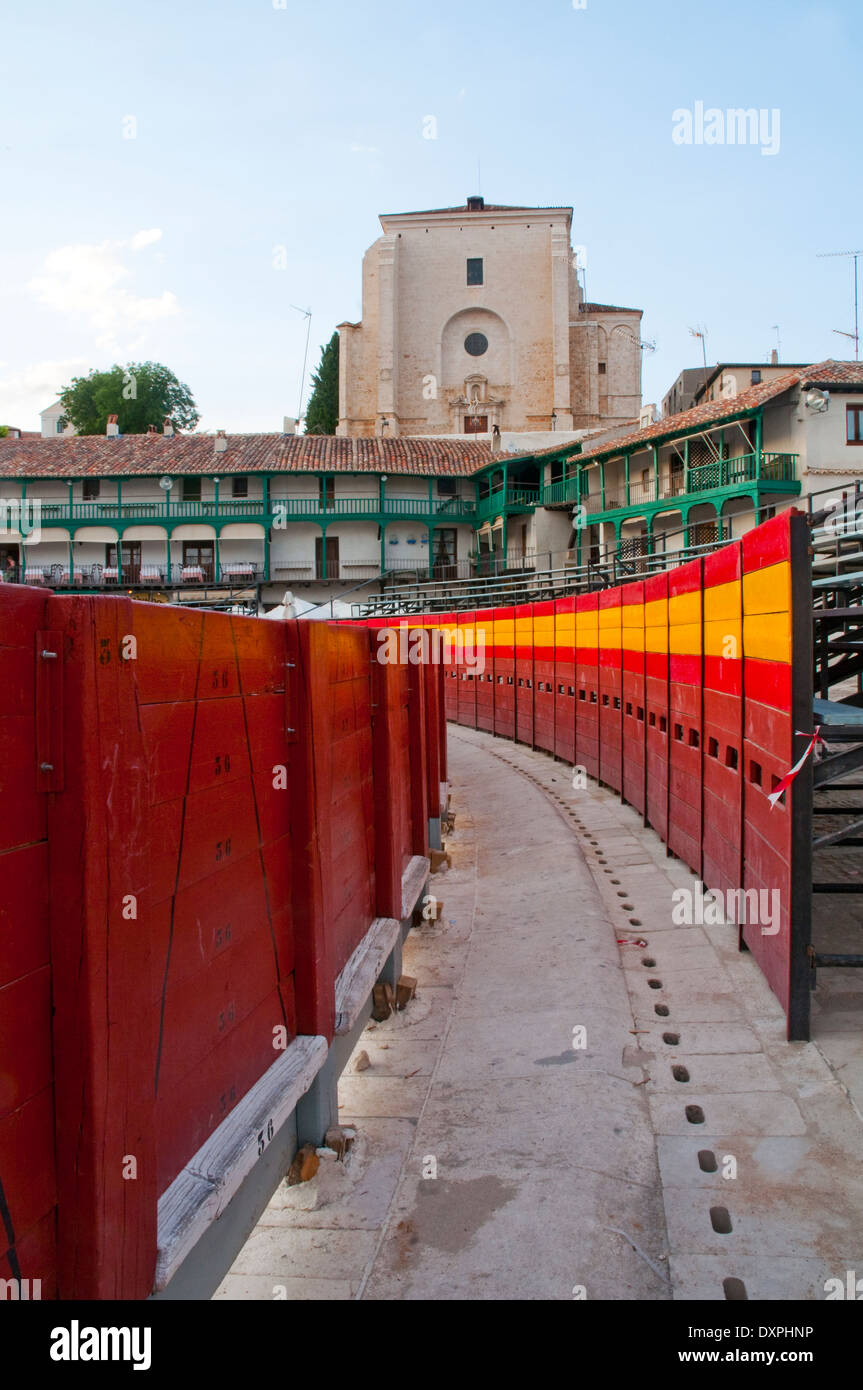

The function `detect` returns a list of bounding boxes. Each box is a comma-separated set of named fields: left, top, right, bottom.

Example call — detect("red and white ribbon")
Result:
left=768, top=726, right=825, bottom=808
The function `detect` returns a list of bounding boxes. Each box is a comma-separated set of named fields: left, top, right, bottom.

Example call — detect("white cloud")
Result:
left=0, top=358, right=89, bottom=430
left=130, top=228, right=163, bottom=251
left=27, top=230, right=178, bottom=351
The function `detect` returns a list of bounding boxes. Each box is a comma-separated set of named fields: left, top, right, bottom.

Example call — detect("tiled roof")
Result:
left=525, top=361, right=863, bottom=465
left=580, top=302, right=643, bottom=315
left=382, top=203, right=573, bottom=217
left=0, top=433, right=493, bottom=479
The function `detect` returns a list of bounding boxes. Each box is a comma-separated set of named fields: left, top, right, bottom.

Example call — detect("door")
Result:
left=464, top=415, right=488, bottom=434
left=432, top=528, right=457, bottom=579
left=106, top=541, right=142, bottom=582
left=182, top=541, right=214, bottom=581
left=315, top=536, right=339, bottom=579
left=0, top=543, right=20, bottom=583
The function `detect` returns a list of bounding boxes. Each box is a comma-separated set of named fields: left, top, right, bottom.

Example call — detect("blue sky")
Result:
left=1, top=0, right=859, bottom=432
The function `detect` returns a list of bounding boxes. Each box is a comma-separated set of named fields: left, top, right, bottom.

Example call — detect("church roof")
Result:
left=381, top=202, right=573, bottom=217
left=580, top=302, right=643, bottom=315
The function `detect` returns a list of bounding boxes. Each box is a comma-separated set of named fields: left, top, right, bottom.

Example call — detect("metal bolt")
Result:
left=40, top=762, right=54, bottom=772
left=41, top=650, right=58, bottom=660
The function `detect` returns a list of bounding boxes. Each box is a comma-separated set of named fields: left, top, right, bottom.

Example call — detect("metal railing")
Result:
left=4, top=563, right=265, bottom=589
left=540, top=452, right=799, bottom=511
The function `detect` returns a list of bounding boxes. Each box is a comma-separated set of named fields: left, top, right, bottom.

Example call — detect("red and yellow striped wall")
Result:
left=387, top=510, right=811, bottom=1040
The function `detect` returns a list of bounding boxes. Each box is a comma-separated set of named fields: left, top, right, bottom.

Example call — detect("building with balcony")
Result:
left=337, top=195, right=643, bottom=438
left=534, top=359, right=863, bottom=569
left=2, top=361, right=860, bottom=609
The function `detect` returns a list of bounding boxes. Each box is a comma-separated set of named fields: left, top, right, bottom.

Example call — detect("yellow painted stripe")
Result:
left=624, top=627, right=645, bottom=653
left=668, top=590, right=701, bottom=626
left=704, top=618, right=742, bottom=659
left=704, top=578, right=741, bottom=623
left=668, top=621, right=701, bottom=655
left=644, top=598, right=668, bottom=628
left=645, top=625, right=669, bottom=654
left=742, top=560, right=791, bottom=617
left=743, top=611, right=791, bottom=664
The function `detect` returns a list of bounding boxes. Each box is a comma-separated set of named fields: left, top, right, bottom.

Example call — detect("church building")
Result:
left=337, top=196, right=643, bottom=439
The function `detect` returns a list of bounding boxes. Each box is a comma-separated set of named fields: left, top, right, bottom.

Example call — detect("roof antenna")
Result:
left=477, top=157, right=481, bottom=196
left=291, top=305, right=313, bottom=429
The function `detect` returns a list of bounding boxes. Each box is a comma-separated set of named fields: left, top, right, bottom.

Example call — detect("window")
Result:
left=318, top=476, right=335, bottom=509
left=847, top=405, right=863, bottom=444
left=232, top=476, right=248, bottom=498
left=598, top=362, right=607, bottom=375
left=751, top=369, right=762, bottom=385
left=182, top=477, right=202, bottom=502
left=56, top=419, right=65, bottom=434
left=464, top=414, right=488, bottom=434
left=437, top=478, right=457, bottom=495
left=466, top=258, right=483, bottom=286
left=464, top=332, right=488, bottom=356
left=82, top=479, right=100, bottom=500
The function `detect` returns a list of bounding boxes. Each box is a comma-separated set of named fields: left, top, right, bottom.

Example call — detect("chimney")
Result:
left=770, top=348, right=778, bottom=365
left=163, top=417, right=174, bottom=436
left=106, top=414, right=119, bottom=437
left=147, top=423, right=158, bottom=435
left=466, top=195, right=484, bottom=212
left=214, top=430, right=228, bottom=454
left=283, top=416, right=297, bottom=434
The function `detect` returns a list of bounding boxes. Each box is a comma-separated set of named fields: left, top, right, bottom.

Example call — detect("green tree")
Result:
left=0, top=426, right=8, bottom=438
left=303, top=332, right=339, bottom=435
left=57, top=361, right=200, bottom=435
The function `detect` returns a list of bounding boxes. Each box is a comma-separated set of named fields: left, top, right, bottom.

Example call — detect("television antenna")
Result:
left=817, top=250, right=862, bottom=361
left=688, top=324, right=708, bottom=368
left=771, top=324, right=781, bottom=359
left=291, top=305, right=313, bottom=427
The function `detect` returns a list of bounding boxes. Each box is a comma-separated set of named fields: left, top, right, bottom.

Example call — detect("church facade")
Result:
left=337, top=196, right=643, bottom=438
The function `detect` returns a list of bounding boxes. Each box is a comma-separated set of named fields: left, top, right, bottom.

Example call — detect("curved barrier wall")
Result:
left=0, top=590, right=444, bottom=1299
left=402, top=512, right=813, bottom=1042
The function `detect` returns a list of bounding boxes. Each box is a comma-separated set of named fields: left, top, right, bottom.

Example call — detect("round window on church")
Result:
left=464, top=332, right=489, bottom=357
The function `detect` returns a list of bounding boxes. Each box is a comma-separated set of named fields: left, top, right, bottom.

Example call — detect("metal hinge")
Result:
left=36, top=632, right=64, bottom=792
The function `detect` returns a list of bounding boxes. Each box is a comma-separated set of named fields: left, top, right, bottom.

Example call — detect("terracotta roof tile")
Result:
left=0, top=433, right=493, bottom=480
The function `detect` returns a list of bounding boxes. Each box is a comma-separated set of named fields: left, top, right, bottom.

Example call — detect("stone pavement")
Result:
left=215, top=726, right=863, bottom=1302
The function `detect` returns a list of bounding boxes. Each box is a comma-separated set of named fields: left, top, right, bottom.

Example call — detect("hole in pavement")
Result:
left=616, top=890, right=628, bottom=897
left=629, top=918, right=642, bottom=925
left=685, top=1105, right=705, bottom=1124
left=611, top=878, right=621, bottom=884
left=642, top=957, right=656, bottom=967
left=648, top=979, right=663, bottom=989
left=672, top=1065, right=690, bottom=1082
left=663, top=1032, right=681, bottom=1045
left=655, top=1004, right=670, bottom=1017
left=723, top=1277, right=748, bottom=1301
left=698, top=1149, right=717, bottom=1172
left=622, top=903, right=634, bottom=910
left=710, top=1206, right=733, bottom=1235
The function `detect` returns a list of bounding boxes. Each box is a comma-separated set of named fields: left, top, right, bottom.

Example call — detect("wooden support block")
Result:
left=430, top=849, right=451, bottom=873
left=396, top=975, right=418, bottom=1010
left=372, top=982, right=394, bottom=1021
left=287, top=1143, right=319, bottom=1186
left=324, top=1125, right=356, bottom=1160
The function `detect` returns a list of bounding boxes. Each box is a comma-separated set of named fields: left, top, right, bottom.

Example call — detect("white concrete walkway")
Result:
left=215, top=727, right=863, bottom=1301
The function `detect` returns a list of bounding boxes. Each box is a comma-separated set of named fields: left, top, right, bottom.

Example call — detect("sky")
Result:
left=1, top=0, right=860, bottom=433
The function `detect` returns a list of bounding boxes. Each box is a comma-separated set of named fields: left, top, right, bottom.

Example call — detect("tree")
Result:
left=57, top=361, right=200, bottom=435
left=303, top=332, right=339, bottom=435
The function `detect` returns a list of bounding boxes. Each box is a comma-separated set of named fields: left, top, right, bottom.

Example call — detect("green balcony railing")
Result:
left=540, top=452, right=799, bottom=511
left=474, top=486, right=541, bottom=522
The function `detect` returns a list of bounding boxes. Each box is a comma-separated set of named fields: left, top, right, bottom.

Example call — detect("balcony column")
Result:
left=117, top=479, right=122, bottom=520
left=321, top=525, right=327, bottom=581
left=214, top=527, right=220, bottom=583
left=166, top=529, right=172, bottom=582
left=652, top=446, right=659, bottom=502
left=625, top=454, right=631, bottom=506
left=683, top=438, right=690, bottom=492
left=754, top=410, right=763, bottom=477
left=600, top=461, right=606, bottom=510
left=214, top=478, right=220, bottom=519
left=67, top=481, right=73, bottom=519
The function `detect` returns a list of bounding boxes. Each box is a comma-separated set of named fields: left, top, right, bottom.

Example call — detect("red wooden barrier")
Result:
left=702, top=544, right=744, bottom=899
left=533, top=600, right=556, bottom=755
left=575, top=594, right=599, bottom=780
left=474, top=608, right=495, bottom=734
left=667, top=560, right=703, bottom=875
left=515, top=602, right=534, bottom=747
left=493, top=607, right=515, bottom=741
left=457, top=611, right=477, bottom=729
left=554, top=596, right=576, bottom=764
left=0, top=586, right=57, bottom=1299
left=644, top=572, right=670, bottom=842
left=621, top=582, right=646, bottom=815
left=598, top=588, right=623, bottom=793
